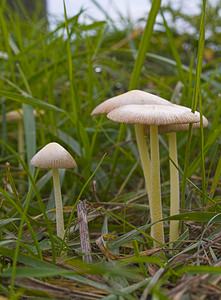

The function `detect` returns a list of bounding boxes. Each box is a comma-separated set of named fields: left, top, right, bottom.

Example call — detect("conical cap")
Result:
left=91, top=90, right=173, bottom=115
left=31, top=142, right=77, bottom=169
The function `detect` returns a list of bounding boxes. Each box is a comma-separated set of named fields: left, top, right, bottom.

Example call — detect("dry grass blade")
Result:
left=77, top=200, right=93, bottom=263
left=15, top=278, right=107, bottom=299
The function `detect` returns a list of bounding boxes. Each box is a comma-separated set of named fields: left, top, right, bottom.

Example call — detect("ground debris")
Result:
left=15, top=277, right=108, bottom=299
left=167, top=272, right=221, bottom=300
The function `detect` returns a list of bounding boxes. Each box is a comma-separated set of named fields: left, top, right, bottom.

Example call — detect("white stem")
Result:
left=52, top=168, right=65, bottom=239
left=17, top=120, right=25, bottom=192
left=134, top=124, right=151, bottom=197
left=150, top=125, right=164, bottom=246
left=18, top=120, right=24, bottom=163
left=168, top=132, right=180, bottom=243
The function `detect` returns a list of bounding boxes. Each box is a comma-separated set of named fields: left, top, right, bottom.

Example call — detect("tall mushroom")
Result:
left=158, top=115, right=208, bottom=243
left=107, top=104, right=199, bottom=245
left=31, top=142, right=76, bottom=239
left=92, top=90, right=173, bottom=198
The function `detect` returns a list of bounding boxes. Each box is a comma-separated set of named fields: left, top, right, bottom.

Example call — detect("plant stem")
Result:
left=18, top=119, right=24, bottom=163
left=168, top=132, right=180, bottom=243
left=150, top=125, right=164, bottom=246
left=134, top=124, right=151, bottom=197
left=52, top=168, right=65, bottom=239
left=77, top=200, right=92, bottom=263
left=18, top=119, right=25, bottom=192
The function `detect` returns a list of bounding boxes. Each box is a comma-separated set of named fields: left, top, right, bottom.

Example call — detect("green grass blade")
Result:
left=105, top=0, right=161, bottom=193
left=63, top=0, right=78, bottom=122
left=167, top=212, right=221, bottom=223
left=0, top=90, right=67, bottom=113
left=22, top=104, right=36, bottom=170
left=1, top=99, right=7, bottom=155
left=192, top=0, right=206, bottom=112
left=178, top=265, right=221, bottom=275
left=161, top=12, right=185, bottom=82
left=210, top=156, right=221, bottom=198
left=129, top=0, right=161, bottom=89
left=15, top=64, right=36, bottom=173
left=107, top=0, right=161, bottom=193
left=181, top=0, right=207, bottom=208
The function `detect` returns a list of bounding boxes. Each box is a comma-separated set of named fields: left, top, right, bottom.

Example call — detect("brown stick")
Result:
left=77, top=200, right=92, bottom=263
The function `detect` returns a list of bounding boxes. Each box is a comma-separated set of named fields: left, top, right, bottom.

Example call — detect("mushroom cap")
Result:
left=91, top=90, right=173, bottom=115
left=158, top=115, right=208, bottom=133
left=0, top=109, right=44, bottom=122
left=3, top=110, right=23, bottom=122
left=107, top=104, right=200, bottom=125
left=31, top=142, right=77, bottom=169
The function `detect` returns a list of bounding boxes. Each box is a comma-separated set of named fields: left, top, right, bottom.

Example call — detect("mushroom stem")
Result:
left=18, top=119, right=24, bottom=163
left=134, top=124, right=151, bottom=197
left=52, top=168, right=65, bottom=239
left=150, top=125, right=164, bottom=246
left=168, top=132, right=180, bottom=243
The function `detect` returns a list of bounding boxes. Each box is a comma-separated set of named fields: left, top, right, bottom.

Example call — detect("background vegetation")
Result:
left=0, top=0, right=221, bottom=298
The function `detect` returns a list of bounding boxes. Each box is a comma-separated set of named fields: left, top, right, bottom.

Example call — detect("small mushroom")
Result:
left=107, top=104, right=199, bottom=245
left=1, top=109, right=44, bottom=162
left=1, top=110, right=24, bottom=161
left=31, top=142, right=76, bottom=239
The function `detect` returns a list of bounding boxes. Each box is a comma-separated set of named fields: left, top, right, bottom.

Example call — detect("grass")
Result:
left=0, top=0, right=221, bottom=299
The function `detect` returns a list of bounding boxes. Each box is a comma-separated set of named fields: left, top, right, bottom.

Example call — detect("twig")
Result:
left=77, top=200, right=92, bottom=263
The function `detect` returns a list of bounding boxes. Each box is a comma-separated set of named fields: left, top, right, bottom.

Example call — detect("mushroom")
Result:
left=2, top=109, right=24, bottom=161
left=158, top=115, right=208, bottom=243
left=91, top=90, right=172, bottom=115
left=31, top=142, right=76, bottom=239
left=1, top=109, right=44, bottom=162
left=107, top=104, right=199, bottom=245
left=91, top=90, right=174, bottom=197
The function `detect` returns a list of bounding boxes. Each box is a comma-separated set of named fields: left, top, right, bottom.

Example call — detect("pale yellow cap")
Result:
left=31, top=142, right=77, bottom=169
left=158, top=115, right=208, bottom=133
left=1, top=109, right=44, bottom=122
left=91, top=90, right=173, bottom=115
left=107, top=104, right=200, bottom=125
left=4, top=109, right=23, bottom=121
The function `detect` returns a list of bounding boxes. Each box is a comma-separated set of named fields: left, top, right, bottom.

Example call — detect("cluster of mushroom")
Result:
left=27, top=89, right=207, bottom=246
left=91, top=90, right=208, bottom=246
